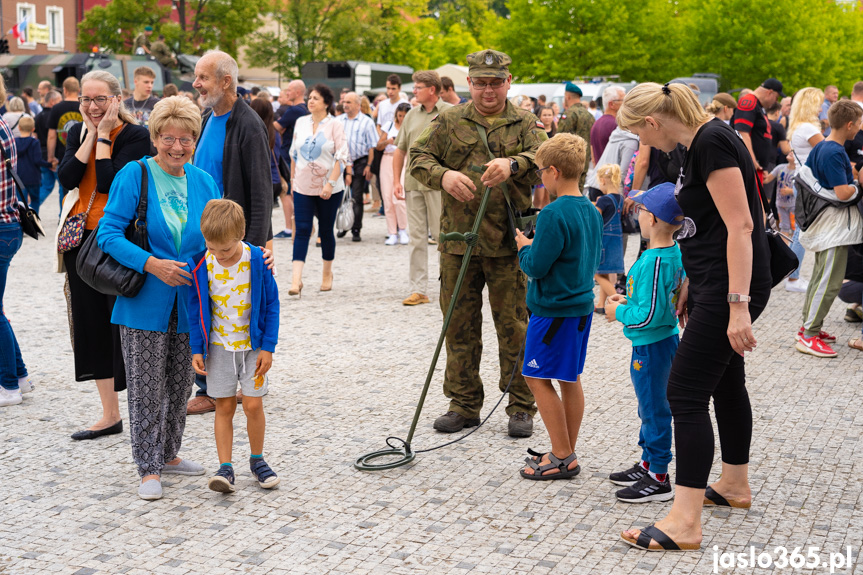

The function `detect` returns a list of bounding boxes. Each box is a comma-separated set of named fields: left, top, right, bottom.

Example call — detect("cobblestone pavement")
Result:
left=2, top=205, right=863, bottom=575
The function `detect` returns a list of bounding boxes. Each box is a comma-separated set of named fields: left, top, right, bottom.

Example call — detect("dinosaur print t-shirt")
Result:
left=207, top=244, right=252, bottom=351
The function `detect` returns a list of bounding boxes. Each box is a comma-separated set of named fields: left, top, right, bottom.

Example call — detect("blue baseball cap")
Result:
left=564, top=82, right=582, bottom=96
left=630, top=182, right=685, bottom=224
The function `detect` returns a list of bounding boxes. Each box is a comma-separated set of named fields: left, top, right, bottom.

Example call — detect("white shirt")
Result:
left=381, top=120, right=400, bottom=153
left=207, top=245, right=252, bottom=351
left=790, top=123, right=821, bottom=165
left=376, top=97, right=409, bottom=128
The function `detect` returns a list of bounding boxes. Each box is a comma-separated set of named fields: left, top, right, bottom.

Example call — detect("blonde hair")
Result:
left=6, top=97, right=24, bottom=113
left=18, top=115, right=34, bottom=133
left=788, top=87, right=824, bottom=138
left=201, top=199, right=245, bottom=243
left=147, top=95, right=202, bottom=142
left=0, top=76, right=7, bottom=103
left=618, top=82, right=709, bottom=131
left=535, top=133, right=586, bottom=181
left=596, top=163, right=621, bottom=190
left=80, top=70, right=138, bottom=125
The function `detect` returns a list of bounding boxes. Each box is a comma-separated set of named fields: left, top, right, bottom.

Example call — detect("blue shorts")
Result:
left=522, top=314, right=592, bottom=382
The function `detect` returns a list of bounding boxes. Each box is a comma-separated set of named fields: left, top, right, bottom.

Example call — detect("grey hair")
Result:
left=602, top=85, right=625, bottom=111
left=80, top=70, right=138, bottom=125
left=6, top=97, right=24, bottom=113
left=203, top=50, right=238, bottom=91
left=45, top=90, right=62, bottom=105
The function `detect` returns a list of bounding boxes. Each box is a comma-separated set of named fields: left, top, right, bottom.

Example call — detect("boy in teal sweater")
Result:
left=605, top=182, right=685, bottom=503
left=516, top=134, right=602, bottom=481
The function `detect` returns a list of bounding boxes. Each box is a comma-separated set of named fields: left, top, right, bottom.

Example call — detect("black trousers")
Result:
left=349, top=157, right=369, bottom=232
left=666, top=288, right=768, bottom=489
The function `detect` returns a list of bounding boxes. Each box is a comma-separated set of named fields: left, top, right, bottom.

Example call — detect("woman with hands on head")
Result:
left=614, top=82, right=772, bottom=552
left=97, top=96, right=222, bottom=500
left=57, top=70, right=151, bottom=440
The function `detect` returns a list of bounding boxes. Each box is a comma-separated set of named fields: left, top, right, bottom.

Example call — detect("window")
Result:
left=47, top=6, right=63, bottom=50
left=16, top=3, right=36, bottom=49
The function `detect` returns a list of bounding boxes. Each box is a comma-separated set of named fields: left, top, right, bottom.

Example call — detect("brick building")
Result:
left=2, top=0, right=77, bottom=54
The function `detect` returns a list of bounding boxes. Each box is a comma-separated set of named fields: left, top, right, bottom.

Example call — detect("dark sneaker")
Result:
left=845, top=306, right=863, bottom=323
left=508, top=412, right=534, bottom=438
left=609, top=462, right=648, bottom=486
left=336, top=230, right=348, bottom=238
left=274, top=229, right=292, bottom=239
left=616, top=474, right=674, bottom=503
left=208, top=465, right=236, bottom=493
left=433, top=411, right=480, bottom=433
left=250, top=457, right=280, bottom=489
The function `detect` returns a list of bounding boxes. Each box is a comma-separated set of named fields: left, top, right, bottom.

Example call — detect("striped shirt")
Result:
left=337, top=113, right=378, bottom=162
left=0, top=117, right=19, bottom=225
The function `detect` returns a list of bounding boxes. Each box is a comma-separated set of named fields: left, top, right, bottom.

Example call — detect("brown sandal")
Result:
left=848, top=337, right=863, bottom=351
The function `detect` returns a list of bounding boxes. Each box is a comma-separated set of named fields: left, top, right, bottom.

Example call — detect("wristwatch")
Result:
left=327, top=179, right=337, bottom=187
left=510, top=158, right=519, bottom=175
left=727, top=293, right=751, bottom=303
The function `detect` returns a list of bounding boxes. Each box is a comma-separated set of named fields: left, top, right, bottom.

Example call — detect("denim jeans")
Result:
left=0, top=222, right=27, bottom=390
left=788, top=227, right=805, bottom=280
left=39, top=166, right=65, bottom=216
left=630, top=335, right=677, bottom=475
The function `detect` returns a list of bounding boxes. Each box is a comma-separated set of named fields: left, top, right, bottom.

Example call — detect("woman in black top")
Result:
left=615, top=82, right=771, bottom=551
left=57, top=70, right=151, bottom=440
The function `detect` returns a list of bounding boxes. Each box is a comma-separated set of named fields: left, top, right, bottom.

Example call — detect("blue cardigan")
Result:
left=186, top=243, right=279, bottom=358
left=97, top=158, right=221, bottom=333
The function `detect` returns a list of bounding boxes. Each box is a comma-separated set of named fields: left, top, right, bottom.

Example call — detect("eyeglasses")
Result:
left=472, top=79, right=505, bottom=91
left=413, top=85, right=430, bottom=91
left=535, top=166, right=553, bottom=179
left=78, top=96, right=114, bottom=106
left=158, top=135, right=195, bottom=148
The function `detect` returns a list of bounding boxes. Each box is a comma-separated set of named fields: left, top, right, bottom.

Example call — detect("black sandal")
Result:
left=519, top=451, right=580, bottom=480
left=703, top=485, right=751, bottom=509
left=621, top=524, right=701, bottom=551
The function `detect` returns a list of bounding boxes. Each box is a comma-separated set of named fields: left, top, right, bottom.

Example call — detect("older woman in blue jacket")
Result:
left=98, top=96, right=221, bottom=500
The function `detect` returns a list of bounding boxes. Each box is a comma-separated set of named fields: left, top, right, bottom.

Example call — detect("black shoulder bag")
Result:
left=756, top=174, right=798, bottom=287
left=475, top=123, right=540, bottom=247
left=76, top=160, right=150, bottom=298
left=0, top=139, right=44, bottom=239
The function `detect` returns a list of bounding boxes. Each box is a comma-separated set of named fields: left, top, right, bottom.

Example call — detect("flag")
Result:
left=10, top=17, right=28, bottom=41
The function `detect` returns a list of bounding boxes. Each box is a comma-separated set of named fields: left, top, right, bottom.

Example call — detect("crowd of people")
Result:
left=0, top=45, right=859, bottom=556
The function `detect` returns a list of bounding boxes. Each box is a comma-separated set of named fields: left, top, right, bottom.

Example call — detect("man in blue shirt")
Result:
left=272, top=80, right=308, bottom=239
left=337, top=91, right=378, bottom=241
left=188, top=50, right=273, bottom=414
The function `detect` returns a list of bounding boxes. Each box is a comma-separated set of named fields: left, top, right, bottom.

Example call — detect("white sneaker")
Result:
left=785, top=278, right=809, bottom=293
left=384, top=234, right=398, bottom=246
left=18, top=377, right=33, bottom=393
left=398, top=230, right=409, bottom=245
left=0, top=387, right=23, bottom=407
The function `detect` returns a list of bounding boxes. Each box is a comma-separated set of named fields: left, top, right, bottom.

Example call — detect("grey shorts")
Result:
left=206, top=344, right=269, bottom=398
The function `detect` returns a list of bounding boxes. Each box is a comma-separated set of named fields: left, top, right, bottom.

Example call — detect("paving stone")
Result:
left=2, top=210, right=861, bottom=574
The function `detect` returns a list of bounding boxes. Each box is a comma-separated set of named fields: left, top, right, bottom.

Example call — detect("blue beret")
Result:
left=565, top=82, right=582, bottom=96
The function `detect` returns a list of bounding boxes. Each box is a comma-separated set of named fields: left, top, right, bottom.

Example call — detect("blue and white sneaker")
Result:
left=274, top=229, right=292, bottom=239
left=250, top=457, right=280, bottom=489
left=208, top=465, right=236, bottom=493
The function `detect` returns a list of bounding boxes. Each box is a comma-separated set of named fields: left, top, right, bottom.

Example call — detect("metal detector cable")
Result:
left=381, top=336, right=526, bottom=455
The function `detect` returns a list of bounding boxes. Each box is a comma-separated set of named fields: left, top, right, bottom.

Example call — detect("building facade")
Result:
left=2, top=0, right=77, bottom=55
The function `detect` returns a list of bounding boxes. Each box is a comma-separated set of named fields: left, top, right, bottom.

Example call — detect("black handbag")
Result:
left=757, top=175, right=798, bottom=287
left=76, top=160, right=149, bottom=298
left=0, top=139, right=44, bottom=240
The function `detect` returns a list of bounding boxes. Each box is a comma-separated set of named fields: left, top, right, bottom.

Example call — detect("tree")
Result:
left=77, top=0, right=168, bottom=54
left=172, top=0, right=266, bottom=56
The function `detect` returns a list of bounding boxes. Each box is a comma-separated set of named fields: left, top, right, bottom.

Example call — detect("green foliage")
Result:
left=77, top=0, right=263, bottom=58
left=77, top=0, right=168, bottom=53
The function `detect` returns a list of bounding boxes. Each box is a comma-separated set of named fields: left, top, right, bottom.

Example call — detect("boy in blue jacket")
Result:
left=605, top=182, right=685, bottom=503
left=15, top=116, right=51, bottom=216
left=187, top=199, right=280, bottom=493
left=515, top=134, right=602, bottom=481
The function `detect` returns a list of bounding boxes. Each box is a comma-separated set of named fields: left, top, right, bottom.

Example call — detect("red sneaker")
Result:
left=797, top=327, right=837, bottom=343
left=796, top=335, right=838, bottom=358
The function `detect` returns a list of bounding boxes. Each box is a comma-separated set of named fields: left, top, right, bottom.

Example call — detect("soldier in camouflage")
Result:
left=409, top=49, right=547, bottom=438
left=556, top=82, right=594, bottom=189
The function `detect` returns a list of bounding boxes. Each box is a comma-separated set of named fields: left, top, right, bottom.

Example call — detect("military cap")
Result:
left=564, top=82, right=582, bottom=96
left=144, top=25, right=153, bottom=31
left=466, top=50, right=511, bottom=79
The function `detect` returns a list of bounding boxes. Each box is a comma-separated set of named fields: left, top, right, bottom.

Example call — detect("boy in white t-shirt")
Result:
left=188, top=200, right=280, bottom=493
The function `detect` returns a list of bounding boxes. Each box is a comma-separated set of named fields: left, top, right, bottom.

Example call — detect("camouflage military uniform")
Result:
left=133, top=33, right=151, bottom=54
left=409, top=53, right=547, bottom=420
left=556, top=103, right=594, bottom=188
left=150, top=41, right=176, bottom=68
